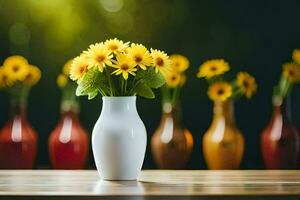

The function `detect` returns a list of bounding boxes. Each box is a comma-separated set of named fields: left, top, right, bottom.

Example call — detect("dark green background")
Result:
left=0, top=0, right=299, bottom=169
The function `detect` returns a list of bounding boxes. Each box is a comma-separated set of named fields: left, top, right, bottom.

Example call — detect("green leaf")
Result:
left=136, top=68, right=165, bottom=89
left=88, top=90, right=98, bottom=100
left=136, top=83, right=155, bottom=99
left=76, top=68, right=108, bottom=99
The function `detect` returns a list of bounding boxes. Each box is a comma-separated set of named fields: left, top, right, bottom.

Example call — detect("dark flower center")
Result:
left=80, top=65, right=88, bottom=73
left=217, top=89, right=224, bottom=95
left=156, top=58, right=164, bottom=66
left=134, top=55, right=142, bottom=63
left=2, top=75, right=7, bottom=82
left=109, top=44, right=118, bottom=51
left=97, top=55, right=105, bottom=62
left=210, top=66, right=217, bottom=71
left=289, top=70, right=295, bottom=76
left=121, top=64, right=129, bottom=70
left=13, top=65, right=20, bottom=72
left=26, top=73, right=32, bottom=80
left=243, top=80, right=249, bottom=88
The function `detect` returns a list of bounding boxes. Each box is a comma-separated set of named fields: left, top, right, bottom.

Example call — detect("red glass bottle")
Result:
left=0, top=89, right=38, bottom=169
left=48, top=87, right=89, bottom=169
left=261, top=97, right=299, bottom=169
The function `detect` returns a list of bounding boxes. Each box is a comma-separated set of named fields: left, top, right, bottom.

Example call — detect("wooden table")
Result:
left=0, top=170, right=299, bottom=199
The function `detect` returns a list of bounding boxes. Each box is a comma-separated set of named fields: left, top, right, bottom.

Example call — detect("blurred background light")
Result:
left=9, top=23, right=31, bottom=46
left=99, top=0, right=124, bottom=13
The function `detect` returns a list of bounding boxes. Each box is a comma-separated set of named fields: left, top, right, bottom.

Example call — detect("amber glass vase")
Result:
left=203, top=100, right=244, bottom=169
left=0, top=87, right=38, bottom=169
left=151, top=90, right=193, bottom=169
left=261, top=97, right=299, bottom=169
left=48, top=84, right=89, bottom=169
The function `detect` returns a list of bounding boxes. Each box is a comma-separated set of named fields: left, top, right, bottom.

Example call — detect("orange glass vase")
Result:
left=203, top=100, right=244, bottom=169
left=151, top=102, right=193, bottom=169
left=0, top=89, right=38, bottom=169
left=261, top=97, right=299, bottom=169
left=48, top=86, right=89, bottom=169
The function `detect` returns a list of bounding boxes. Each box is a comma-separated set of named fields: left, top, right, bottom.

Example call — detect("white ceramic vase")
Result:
left=92, top=96, right=147, bottom=180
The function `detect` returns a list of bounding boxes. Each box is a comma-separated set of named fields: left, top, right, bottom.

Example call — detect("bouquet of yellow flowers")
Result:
left=273, top=49, right=300, bottom=103
left=69, top=38, right=170, bottom=99
left=161, top=54, right=189, bottom=106
left=197, top=59, right=257, bottom=102
left=0, top=55, right=41, bottom=106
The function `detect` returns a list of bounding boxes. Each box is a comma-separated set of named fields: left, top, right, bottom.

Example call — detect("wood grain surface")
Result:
left=0, top=170, right=299, bottom=199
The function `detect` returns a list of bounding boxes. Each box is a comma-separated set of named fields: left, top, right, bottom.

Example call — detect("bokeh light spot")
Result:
left=100, top=0, right=123, bottom=12
left=9, top=23, right=31, bottom=46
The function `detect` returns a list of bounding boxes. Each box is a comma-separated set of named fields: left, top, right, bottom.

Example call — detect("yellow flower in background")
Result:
left=208, top=82, right=232, bottom=102
left=197, top=59, right=229, bottom=79
left=292, top=49, right=300, bottom=65
left=3, top=55, right=29, bottom=81
left=179, top=74, right=187, bottom=86
left=283, top=62, right=300, bottom=83
left=70, top=55, right=89, bottom=81
left=236, top=72, right=257, bottom=99
left=111, top=53, right=137, bottom=80
left=62, top=59, right=73, bottom=75
left=127, top=43, right=152, bottom=70
left=170, top=54, right=189, bottom=72
left=86, top=43, right=113, bottom=72
left=57, top=74, right=68, bottom=88
left=0, top=67, right=11, bottom=88
left=24, top=65, right=41, bottom=86
left=151, top=49, right=171, bottom=76
left=166, top=72, right=181, bottom=88
left=104, top=38, right=129, bottom=54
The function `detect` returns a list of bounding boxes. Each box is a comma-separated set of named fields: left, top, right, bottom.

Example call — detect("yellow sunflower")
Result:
left=23, top=65, right=41, bottom=86
left=165, top=72, right=181, bottom=88
left=236, top=72, right=257, bottom=99
left=170, top=54, right=189, bottom=72
left=208, top=82, right=232, bottom=102
left=283, top=62, right=300, bottom=83
left=127, top=43, right=152, bottom=70
left=150, top=48, right=172, bottom=76
left=57, top=74, right=68, bottom=88
left=197, top=59, right=229, bottom=79
left=86, top=42, right=113, bottom=72
left=2, top=55, right=29, bottom=81
left=70, top=55, right=89, bottom=81
left=62, top=59, right=73, bottom=75
left=104, top=38, right=129, bottom=54
left=110, top=53, right=137, bottom=80
left=292, top=49, right=300, bottom=65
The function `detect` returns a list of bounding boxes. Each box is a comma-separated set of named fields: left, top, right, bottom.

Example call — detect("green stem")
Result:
left=61, top=83, right=80, bottom=113
left=171, top=87, right=181, bottom=107
left=9, top=83, right=30, bottom=109
left=161, top=85, right=171, bottom=104
left=121, top=78, right=124, bottom=95
left=124, top=80, right=128, bottom=95
left=105, top=68, right=113, bottom=96
left=128, top=78, right=143, bottom=95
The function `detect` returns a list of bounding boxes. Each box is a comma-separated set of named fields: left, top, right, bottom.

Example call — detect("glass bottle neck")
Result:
left=161, top=101, right=182, bottom=126
left=9, top=84, right=29, bottom=117
left=272, top=96, right=292, bottom=122
left=61, top=110, right=79, bottom=121
left=213, top=100, right=235, bottom=124
left=60, top=84, right=80, bottom=114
